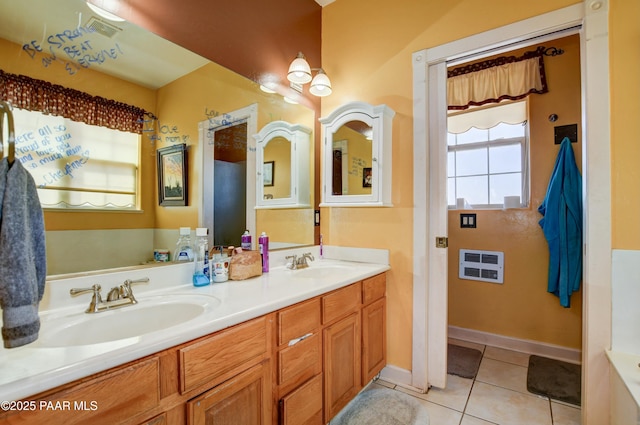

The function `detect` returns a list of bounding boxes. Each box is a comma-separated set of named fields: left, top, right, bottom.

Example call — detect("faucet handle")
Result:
left=70, top=284, right=102, bottom=297
left=69, top=284, right=103, bottom=313
left=120, top=277, right=148, bottom=303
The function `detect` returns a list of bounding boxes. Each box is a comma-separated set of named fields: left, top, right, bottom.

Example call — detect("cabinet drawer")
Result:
left=280, top=374, right=323, bottom=425
left=0, top=357, right=160, bottom=425
left=278, top=298, right=321, bottom=346
left=362, top=273, right=386, bottom=305
left=180, top=316, right=268, bottom=393
left=322, top=282, right=361, bottom=324
left=278, top=332, right=322, bottom=395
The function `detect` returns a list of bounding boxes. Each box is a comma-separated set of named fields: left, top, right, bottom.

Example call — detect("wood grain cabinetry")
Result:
left=275, top=298, right=323, bottom=425
left=187, top=360, right=272, bottom=425
left=1, top=272, right=386, bottom=425
left=361, top=274, right=387, bottom=383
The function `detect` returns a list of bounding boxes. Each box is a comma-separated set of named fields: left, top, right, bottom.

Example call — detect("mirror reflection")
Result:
left=0, top=0, right=315, bottom=276
left=331, top=120, right=373, bottom=196
left=263, top=137, right=292, bottom=200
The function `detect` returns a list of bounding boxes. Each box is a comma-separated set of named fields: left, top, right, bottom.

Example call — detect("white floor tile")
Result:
left=551, top=401, right=582, bottom=425
left=466, top=381, right=552, bottom=425
left=461, top=414, right=499, bottom=425
left=483, top=346, right=531, bottom=367
left=397, top=374, right=473, bottom=412
left=476, top=357, right=530, bottom=394
left=417, top=398, right=463, bottom=425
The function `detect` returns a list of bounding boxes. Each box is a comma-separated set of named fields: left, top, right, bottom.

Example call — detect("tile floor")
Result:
left=371, top=338, right=582, bottom=425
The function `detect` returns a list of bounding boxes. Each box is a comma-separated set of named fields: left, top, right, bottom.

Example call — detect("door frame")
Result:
left=199, top=104, right=258, bottom=248
left=411, top=2, right=611, bottom=423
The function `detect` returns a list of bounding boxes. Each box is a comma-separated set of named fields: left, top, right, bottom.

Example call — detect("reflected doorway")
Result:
left=213, top=122, right=247, bottom=247
left=200, top=104, right=257, bottom=251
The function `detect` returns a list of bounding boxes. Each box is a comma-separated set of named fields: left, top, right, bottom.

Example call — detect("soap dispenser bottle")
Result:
left=193, top=227, right=210, bottom=287
left=174, top=227, right=193, bottom=262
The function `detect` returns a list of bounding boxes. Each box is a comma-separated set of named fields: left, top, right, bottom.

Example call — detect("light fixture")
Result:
left=309, top=69, right=332, bottom=97
left=86, top=0, right=125, bottom=22
left=287, top=52, right=332, bottom=97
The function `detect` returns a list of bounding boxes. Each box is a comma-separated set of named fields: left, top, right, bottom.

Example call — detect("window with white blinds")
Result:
left=10, top=107, right=140, bottom=210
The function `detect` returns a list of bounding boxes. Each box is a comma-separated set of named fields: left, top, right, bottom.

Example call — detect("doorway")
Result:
left=444, top=31, right=584, bottom=382
left=200, top=104, right=257, bottom=250
left=411, top=3, right=611, bottom=424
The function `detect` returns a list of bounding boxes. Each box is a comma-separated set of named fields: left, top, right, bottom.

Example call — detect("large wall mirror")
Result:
left=0, top=0, right=316, bottom=275
left=319, top=102, right=395, bottom=207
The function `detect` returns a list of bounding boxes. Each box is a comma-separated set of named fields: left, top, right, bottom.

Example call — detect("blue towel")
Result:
left=538, top=137, right=582, bottom=308
left=0, top=158, right=47, bottom=348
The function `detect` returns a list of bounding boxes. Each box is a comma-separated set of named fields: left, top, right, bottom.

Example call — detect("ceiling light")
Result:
left=287, top=52, right=312, bottom=84
left=259, top=84, right=277, bottom=94
left=309, top=69, right=332, bottom=97
left=86, top=0, right=125, bottom=22
left=283, top=96, right=299, bottom=105
left=287, top=52, right=332, bottom=97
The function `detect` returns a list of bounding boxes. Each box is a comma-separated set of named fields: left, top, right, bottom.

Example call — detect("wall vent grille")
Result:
left=85, top=16, right=123, bottom=38
left=459, top=249, right=504, bottom=284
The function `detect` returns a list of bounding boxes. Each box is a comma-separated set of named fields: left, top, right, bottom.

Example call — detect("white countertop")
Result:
left=607, top=350, right=640, bottom=409
left=0, top=246, right=389, bottom=401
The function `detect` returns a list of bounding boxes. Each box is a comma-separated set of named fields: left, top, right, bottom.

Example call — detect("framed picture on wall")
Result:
left=263, top=161, right=274, bottom=186
left=363, top=167, right=372, bottom=188
left=157, top=144, right=188, bottom=206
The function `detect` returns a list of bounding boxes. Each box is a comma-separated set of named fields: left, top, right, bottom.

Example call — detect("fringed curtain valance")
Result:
left=0, top=69, right=146, bottom=134
left=447, top=46, right=548, bottom=111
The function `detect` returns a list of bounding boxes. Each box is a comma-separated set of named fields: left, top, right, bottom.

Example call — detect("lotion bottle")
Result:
left=258, top=232, right=269, bottom=272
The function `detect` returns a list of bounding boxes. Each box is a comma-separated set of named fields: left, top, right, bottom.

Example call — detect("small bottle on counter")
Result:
left=174, top=227, right=193, bottom=262
left=241, top=230, right=252, bottom=250
left=258, top=231, right=269, bottom=272
left=193, top=227, right=210, bottom=287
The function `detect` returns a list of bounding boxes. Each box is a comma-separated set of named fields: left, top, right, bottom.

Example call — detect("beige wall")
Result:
left=0, top=38, right=157, bottom=232
left=154, top=61, right=316, bottom=238
left=448, top=36, right=583, bottom=350
left=320, top=0, right=584, bottom=371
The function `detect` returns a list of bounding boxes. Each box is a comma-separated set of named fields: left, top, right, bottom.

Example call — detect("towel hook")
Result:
left=0, top=101, right=15, bottom=164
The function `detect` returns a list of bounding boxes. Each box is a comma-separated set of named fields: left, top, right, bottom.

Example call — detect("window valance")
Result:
left=0, top=69, right=146, bottom=134
left=447, top=47, right=548, bottom=111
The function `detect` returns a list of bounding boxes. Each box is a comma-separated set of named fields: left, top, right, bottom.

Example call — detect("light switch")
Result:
left=460, top=213, right=476, bottom=228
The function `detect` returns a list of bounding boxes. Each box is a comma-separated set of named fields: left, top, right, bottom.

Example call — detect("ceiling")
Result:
left=0, top=0, right=323, bottom=103
left=0, top=0, right=210, bottom=89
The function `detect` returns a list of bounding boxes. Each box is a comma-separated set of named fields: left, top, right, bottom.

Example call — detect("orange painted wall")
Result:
left=321, top=0, right=580, bottom=370
left=0, top=38, right=157, bottom=231
left=448, top=36, right=582, bottom=349
left=153, top=61, right=315, bottom=240
left=611, top=0, right=640, bottom=249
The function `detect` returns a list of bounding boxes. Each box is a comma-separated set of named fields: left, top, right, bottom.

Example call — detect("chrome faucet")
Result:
left=286, top=252, right=315, bottom=270
left=70, top=277, right=149, bottom=313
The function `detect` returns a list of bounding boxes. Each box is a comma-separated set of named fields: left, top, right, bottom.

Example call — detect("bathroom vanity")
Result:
left=0, top=248, right=388, bottom=425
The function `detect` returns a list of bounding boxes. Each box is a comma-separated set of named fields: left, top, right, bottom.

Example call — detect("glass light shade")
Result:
left=287, top=54, right=312, bottom=84
left=309, top=70, right=332, bottom=97
left=86, top=1, right=125, bottom=22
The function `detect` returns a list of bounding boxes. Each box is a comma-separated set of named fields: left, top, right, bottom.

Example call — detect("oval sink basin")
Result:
left=38, top=294, right=219, bottom=347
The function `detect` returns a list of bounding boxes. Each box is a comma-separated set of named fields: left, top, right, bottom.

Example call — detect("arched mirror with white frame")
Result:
left=319, top=101, right=395, bottom=206
left=254, top=121, right=312, bottom=208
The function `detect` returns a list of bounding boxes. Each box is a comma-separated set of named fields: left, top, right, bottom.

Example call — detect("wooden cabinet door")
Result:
left=323, top=312, right=361, bottom=422
left=187, top=360, right=271, bottom=425
left=362, top=297, right=386, bottom=383
left=280, top=374, right=323, bottom=425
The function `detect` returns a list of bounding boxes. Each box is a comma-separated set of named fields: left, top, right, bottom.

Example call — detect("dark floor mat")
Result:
left=447, top=344, right=482, bottom=379
left=527, top=355, right=581, bottom=406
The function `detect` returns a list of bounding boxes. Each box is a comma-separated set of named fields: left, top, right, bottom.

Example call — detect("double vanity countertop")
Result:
left=0, top=246, right=390, bottom=402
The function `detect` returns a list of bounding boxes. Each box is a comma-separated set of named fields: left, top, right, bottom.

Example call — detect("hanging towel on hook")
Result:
left=538, top=137, right=582, bottom=308
left=0, top=158, right=47, bottom=348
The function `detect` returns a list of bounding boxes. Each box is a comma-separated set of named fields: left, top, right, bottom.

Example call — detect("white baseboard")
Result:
left=449, top=325, right=581, bottom=364
left=379, top=365, right=427, bottom=394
